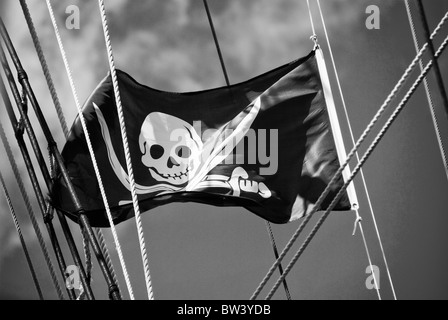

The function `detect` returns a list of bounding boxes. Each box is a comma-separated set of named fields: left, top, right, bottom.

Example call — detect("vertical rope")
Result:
left=315, top=0, right=391, bottom=299
left=404, top=1, right=448, bottom=183
left=97, top=0, right=154, bottom=300
left=264, top=34, right=448, bottom=299
left=45, top=0, right=134, bottom=299
left=354, top=211, right=381, bottom=300
left=0, top=169, right=44, bottom=300
left=306, top=0, right=317, bottom=37
left=0, top=120, right=64, bottom=299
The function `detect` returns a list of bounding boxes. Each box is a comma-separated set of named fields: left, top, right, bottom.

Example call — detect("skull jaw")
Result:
left=148, top=167, right=191, bottom=186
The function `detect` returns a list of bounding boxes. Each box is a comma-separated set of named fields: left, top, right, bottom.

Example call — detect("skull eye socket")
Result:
left=150, top=144, right=164, bottom=159
left=175, top=145, right=191, bottom=158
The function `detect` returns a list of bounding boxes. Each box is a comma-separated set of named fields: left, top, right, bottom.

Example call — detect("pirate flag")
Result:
left=52, top=50, right=353, bottom=227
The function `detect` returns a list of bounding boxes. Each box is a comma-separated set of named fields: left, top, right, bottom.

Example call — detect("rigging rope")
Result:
left=81, top=225, right=92, bottom=285
left=18, top=0, right=69, bottom=138
left=265, top=33, right=448, bottom=300
left=264, top=221, right=291, bottom=300
left=251, top=12, right=448, bottom=300
left=19, top=0, right=120, bottom=297
left=97, top=0, right=154, bottom=300
left=45, top=0, right=134, bottom=299
left=202, top=0, right=291, bottom=299
left=416, top=0, right=448, bottom=122
left=306, top=0, right=317, bottom=39
left=203, top=0, right=230, bottom=86
left=0, top=169, right=44, bottom=300
left=404, top=0, right=448, bottom=183
left=355, top=217, right=380, bottom=299
left=315, top=0, right=391, bottom=299
left=95, top=227, right=121, bottom=297
left=307, top=0, right=382, bottom=300
left=0, top=120, right=64, bottom=299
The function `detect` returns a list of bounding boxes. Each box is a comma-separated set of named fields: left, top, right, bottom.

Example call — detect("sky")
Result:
left=0, top=0, right=448, bottom=300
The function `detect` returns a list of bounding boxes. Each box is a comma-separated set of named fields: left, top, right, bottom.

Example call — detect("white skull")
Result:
left=139, top=112, right=203, bottom=185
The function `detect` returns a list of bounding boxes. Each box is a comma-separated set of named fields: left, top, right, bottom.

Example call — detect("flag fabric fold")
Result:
left=52, top=50, right=351, bottom=227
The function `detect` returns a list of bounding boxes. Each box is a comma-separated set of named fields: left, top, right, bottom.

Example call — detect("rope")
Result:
left=97, top=0, right=154, bottom=300
left=265, top=221, right=291, bottom=300
left=75, top=227, right=92, bottom=300
left=19, top=0, right=69, bottom=139
left=251, top=14, right=448, bottom=300
left=265, top=34, right=448, bottom=300
left=306, top=0, right=317, bottom=40
left=203, top=0, right=230, bottom=86
left=316, top=0, right=391, bottom=299
left=45, top=0, right=134, bottom=299
left=405, top=1, right=448, bottom=183
left=0, top=120, right=64, bottom=299
left=0, top=169, right=44, bottom=300
left=416, top=0, right=448, bottom=122
left=354, top=210, right=381, bottom=300
left=95, top=227, right=121, bottom=298
left=81, top=225, right=92, bottom=284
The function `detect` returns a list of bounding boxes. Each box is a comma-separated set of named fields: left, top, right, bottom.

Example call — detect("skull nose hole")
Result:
left=167, top=156, right=180, bottom=168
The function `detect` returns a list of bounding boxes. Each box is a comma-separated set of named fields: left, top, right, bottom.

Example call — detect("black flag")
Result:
left=52, top=50, right=351, bottom=227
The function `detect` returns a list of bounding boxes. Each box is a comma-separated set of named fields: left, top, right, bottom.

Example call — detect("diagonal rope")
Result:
left=416, top=0, right=448, bottom=121
left=19, top=0, right=120, bottom=297
left=265, top=33, right=448, bottom=300
left=97, top=0, right=154, bottom=300
left=315, top=0, right=390, bottom=299
left=0, top=119, right=64, bottom=299
left=203, top=0, right=291, bottom=299
left=0, top=169, right=44, bottom=300
left=404, top=0, right=448, bottom=183
left=264, top=221, right=292, bottom=300
left=250, top=13, right=448, bottom=299
left=45, top=0, right=134, bottom=299
left=18, top=0, right=69, bottom=138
